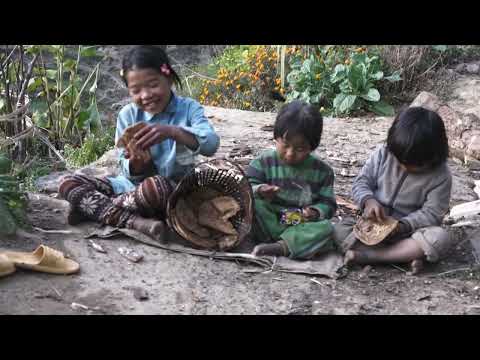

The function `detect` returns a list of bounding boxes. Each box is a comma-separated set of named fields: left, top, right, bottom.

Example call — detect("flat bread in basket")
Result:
left=167, top=159, right=254, bottom=251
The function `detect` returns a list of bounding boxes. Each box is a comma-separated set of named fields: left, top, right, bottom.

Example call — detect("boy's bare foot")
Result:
left=407, top=259, right=424, bottom=276
left=130, top=216, right=167, bottom=243
left=252, top=242, right=288, bottom=257
left=344, top=249, right=375, bottom=266
left=344, top=250, right=357, bottom=266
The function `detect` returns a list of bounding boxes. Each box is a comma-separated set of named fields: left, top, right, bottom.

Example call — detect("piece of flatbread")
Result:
left=116, top=122, right=152, bottom=164
left=187, top=188, right=224, bottom=211
left=210, top=196, right=241, bottom=220
left=217, top=234, right=239, bottom=251
left=175, top=197, right=211, bottom=238
left=198, top=201, right=238, bottom=236
left=353, top=217, right=398, bottom=246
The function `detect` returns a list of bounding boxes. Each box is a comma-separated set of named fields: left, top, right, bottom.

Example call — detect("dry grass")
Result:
left=378, top=45, right=480, bottom=102
left=379, top=46, right=441, bottom=97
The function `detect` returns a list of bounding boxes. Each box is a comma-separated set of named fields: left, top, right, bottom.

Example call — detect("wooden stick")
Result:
left=427, top=267, right=472, bottom=278
left=33, top=227, right=77, bottom=234
left=390, top=264, right=408, bottom=273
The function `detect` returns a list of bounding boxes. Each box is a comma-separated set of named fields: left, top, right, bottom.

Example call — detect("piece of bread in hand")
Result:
left=116, top=122, right=152, bottom=164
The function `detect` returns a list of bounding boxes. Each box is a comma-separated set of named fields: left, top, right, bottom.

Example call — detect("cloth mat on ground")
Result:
left=86, top=226, right=346, bottom=279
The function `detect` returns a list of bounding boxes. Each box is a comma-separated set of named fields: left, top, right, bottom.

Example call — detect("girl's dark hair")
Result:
left=274, top=100, right=323, bottom=150
left=121, top=45, right=182, bottom=89
left=387, top=106, right=449, bottom=168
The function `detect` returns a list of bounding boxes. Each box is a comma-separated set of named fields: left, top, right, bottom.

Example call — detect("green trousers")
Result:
left=253, top=197, right=334, bottom=259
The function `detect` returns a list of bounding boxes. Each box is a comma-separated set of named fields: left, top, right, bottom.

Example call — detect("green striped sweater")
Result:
left=246, top=149, right=337, bottom=218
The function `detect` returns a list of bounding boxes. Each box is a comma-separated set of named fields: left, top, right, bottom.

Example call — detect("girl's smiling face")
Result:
left=126, top=68, right=173, bottom=115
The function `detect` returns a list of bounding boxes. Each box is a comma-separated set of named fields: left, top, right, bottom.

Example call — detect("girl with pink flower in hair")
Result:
left=59, top=46, right=220, bottom=241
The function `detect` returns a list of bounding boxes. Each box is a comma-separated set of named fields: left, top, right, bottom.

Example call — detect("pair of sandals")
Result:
left=0, top=245, right=79, bottom=278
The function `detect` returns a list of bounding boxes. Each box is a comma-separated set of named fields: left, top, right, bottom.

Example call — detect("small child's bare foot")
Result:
left=344, top=249, right=375, bottom=267
left=407, top=259, right=424, bottom=276
left=344, top=250, right=357, bottom=266
left=252, top=242, right=288, bottom=257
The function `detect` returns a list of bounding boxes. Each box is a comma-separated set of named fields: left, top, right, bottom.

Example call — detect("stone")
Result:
left=451, top=174, right=478, bottom=203
left=466, top=63, right=480, bottom=74
left=410, top=92, right=480, bottom=163
left=467, top=135, right=480, bottom=159
left=449, top=200, right=480, bottom=220
left=410, top=91, right=441, bottom=112
left=34, top=149, right=121, bottom=194
left=35, top=171, right=72, bottom=193
left=455, top=63, right=467, bottom=73
left=132, top=287, right=149, bottom=301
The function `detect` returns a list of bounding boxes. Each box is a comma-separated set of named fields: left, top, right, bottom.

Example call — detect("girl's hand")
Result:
left=123, top=148, right=131, bottom=159
left=302, top=207, right=321, bottom=222
left=257, top=185, right=280, bottom=201
left=363, top=198, right=386, bottom=223
left=134, top=124, right=176, bottom=150
left=123, top=146, right=152, bottom=175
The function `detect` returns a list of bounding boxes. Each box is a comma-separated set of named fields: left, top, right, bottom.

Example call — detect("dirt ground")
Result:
left=2, top=106, right=480, bottom=315
left=1, top=46, right=480, bottom=315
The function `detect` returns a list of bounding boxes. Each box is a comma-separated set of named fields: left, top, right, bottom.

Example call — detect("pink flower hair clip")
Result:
left=160, top=64, right=171, bottom=76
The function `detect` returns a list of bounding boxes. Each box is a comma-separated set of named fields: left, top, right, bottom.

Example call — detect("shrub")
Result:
left=287, top=46, right=401, bottom=116
left=64, top=126, right=115, bottom=168
left=199, top=45, right=282, bottom=111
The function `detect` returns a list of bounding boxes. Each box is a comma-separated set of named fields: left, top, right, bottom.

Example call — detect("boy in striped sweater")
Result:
left=246, top=101, right=337, bottom=259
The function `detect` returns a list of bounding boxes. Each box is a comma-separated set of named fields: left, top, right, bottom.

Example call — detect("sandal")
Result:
left=1, top=245, right=79, bottom=275
left=0, top=254, right=16, bottom=278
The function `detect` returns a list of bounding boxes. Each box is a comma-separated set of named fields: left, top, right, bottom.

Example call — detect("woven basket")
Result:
left=167, top=159, right=254, bottom=250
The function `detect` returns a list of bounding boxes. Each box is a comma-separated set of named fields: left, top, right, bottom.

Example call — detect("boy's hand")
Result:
left=257, top=185, right=280, bottom=201
left=302, top=207, right=321, bottom=222
left=363, top=198, right=386, bottom=223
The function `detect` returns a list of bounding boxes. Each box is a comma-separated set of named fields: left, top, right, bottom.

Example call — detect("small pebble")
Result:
left=133, top=287, right=149, bottom=301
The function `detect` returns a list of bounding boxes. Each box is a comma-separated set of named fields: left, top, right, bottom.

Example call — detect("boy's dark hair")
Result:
left=274, top=100, right=323, bottom=150
left=387, top=106, right=449, bottom=168
left=121, top=45, right=182, bottom=89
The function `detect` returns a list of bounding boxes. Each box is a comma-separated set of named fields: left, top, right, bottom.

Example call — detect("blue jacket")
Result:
left=107, top=93, right=220, bottom=194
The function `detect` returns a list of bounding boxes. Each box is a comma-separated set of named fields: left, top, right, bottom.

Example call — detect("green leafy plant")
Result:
left=286, top=46, right=401, bottom=116
left=26, top=45, right=103, bottom=147
left=213, top=45, right=252, bottom=72
left=0, top=153, right=28, bottom=235
left=64, top=126, right=115, bottom=168
left=286, top=46, right=346, bottom=108
left=15, top=160, right=55, bottom=192
left=330, top=50, right=401, bottom=115
left=0, top=45, right=104, bottom=167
